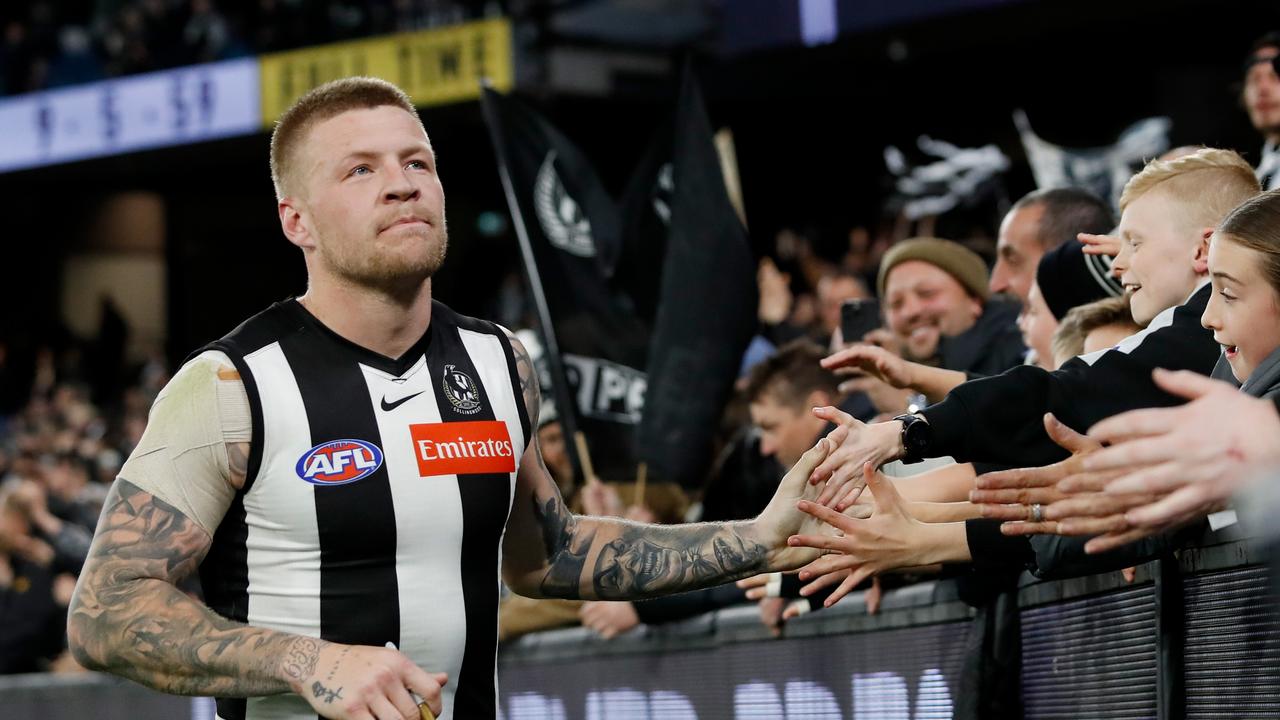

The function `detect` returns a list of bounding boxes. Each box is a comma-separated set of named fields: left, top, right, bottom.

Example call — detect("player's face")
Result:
left=297, top=105, right=448, bottom=289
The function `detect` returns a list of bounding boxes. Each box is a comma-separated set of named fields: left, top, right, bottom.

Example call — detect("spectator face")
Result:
left=1245, top=45, right=1280, bottom=137
left=537, top=421, right=573, bottom=494
left=285, top=106, right=448, bottom=289
left=817, top=275, right=868, bottom=335
left=1201, top=234, right=1280, bottom=383
left=749, top=392, right=827, bottom=468
left=1113, top=190, right=1205, bottom=326
left=884, top=260, right=982, bottom=360
left=1017, top=283, right=1058, bottom=370
left=992, top=203, right=1046, bottom=303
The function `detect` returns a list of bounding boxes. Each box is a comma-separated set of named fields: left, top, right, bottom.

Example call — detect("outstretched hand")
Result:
left=807, top=406, right=904, bottom=511
left=968, top=413, right=1100, bottom=535
left=1069, top=369, right=1279, bottom=553
left=823, top=344, right=915, bottom=391
left=754, top=437, right=840, bottom=572
left=787, top=463, right=937, bottom=607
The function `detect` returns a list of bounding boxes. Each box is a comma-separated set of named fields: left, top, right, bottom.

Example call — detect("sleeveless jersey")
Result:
left=195, top=299, right=530, bottom=720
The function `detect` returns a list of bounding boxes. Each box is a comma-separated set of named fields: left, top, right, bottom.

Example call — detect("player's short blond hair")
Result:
left=1118, top=148, right=1260, bottom=229
left=269, top=77, right=421, bottom=200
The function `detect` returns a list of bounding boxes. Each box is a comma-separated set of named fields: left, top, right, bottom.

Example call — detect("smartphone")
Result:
left=840, top=298, right=882, bottom=344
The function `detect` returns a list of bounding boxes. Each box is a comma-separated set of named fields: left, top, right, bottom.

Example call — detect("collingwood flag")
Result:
left=481, top=87, right=650, bottom=483
left=1015, top=109, right=1171, bottom=208
left=629, top=68, right=757, bottom=489
left=482, top=69, right=755, bottom=489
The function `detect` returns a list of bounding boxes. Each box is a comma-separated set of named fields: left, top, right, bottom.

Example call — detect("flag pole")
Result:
left=479, top=80, right=588, bottom=487
left=713, top=128, right=747, bottom=229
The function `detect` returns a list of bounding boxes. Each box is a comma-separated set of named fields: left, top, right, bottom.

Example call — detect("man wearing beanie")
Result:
left=877, top=237, right=1025, bottom=379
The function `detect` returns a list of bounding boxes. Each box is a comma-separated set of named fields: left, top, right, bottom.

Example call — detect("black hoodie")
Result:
left=921, top=283, right=1219, bottom=467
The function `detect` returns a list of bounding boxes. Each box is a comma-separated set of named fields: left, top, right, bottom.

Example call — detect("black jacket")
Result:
left=922, top=283, right=1219, bottom=467
left=938, top=298, right=1027, bottom=378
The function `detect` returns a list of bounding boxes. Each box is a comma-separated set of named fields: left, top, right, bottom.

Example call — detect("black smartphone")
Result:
left=840, top=298, right=882, bottom=343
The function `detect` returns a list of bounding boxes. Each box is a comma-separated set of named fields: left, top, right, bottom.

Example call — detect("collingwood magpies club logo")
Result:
left=533, top=150, right=596, bottom=258
left=442, top=364, right=482, bottom=415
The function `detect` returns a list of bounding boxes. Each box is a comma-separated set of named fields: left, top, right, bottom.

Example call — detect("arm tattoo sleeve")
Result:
left=530, top=488, right=769, bottom=600
left=506, top=332, right=770, bottom=601
left=531, top=494, right=596, bottom=598
left=588, top=522, right=769, bottom=600
left=68, top=480, right=321, bottom=696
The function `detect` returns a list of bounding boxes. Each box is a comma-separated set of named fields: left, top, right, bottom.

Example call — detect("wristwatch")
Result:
left=892, top=412, right=931, bottom=464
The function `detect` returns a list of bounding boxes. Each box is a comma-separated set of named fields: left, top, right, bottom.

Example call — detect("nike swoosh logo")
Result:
left=380, top=391, right=425, bottom=412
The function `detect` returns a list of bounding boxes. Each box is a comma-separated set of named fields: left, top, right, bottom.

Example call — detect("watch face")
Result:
left=904, top=418, right=928, bottom=449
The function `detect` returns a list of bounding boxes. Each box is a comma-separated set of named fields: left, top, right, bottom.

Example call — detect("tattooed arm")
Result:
left=68, top=481, right=448, bottom=715
left=68, top=356, right=448, bottom=717
left=501, top=333, right=835, bottom=601
left=68, top=479, right=311, bottom=695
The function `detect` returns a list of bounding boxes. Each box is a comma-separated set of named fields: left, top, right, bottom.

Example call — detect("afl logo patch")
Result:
left=442, top=364, right=481, bottom=415
left=295, top=439, right=384, bottom=486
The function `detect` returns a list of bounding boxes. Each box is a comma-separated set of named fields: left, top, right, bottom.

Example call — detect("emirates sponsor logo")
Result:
left=409, top=421, right=516, bottom=477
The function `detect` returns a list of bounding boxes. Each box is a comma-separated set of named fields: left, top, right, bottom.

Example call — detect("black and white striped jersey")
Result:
left=195, top=299, right=531, bottom=720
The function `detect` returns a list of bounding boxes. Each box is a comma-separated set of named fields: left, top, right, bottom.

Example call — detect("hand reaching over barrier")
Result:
left=788, top=464, right=968, bottom=606
left=967, top=413, right=1156, bottom=537
left=1068, top=369, right=1280, bottom=553
left=808, top=407, right=905, bottom=511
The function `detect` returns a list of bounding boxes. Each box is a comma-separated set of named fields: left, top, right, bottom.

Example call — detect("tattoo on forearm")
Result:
left=533, top=494, right=595, bottom=598
left=281, top=637, right=322, bottom=682
left=509, top=336, right=540, bottom=426
left=591, top=524, right=768, bottom=600
left=68, top=480, right=322, bottom=697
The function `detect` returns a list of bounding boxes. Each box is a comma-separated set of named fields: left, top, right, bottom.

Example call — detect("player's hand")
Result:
left=292, top=641, right=448, bottom=720
left=790, top=464, right=931, bottom=606
left=752, top=437, right=835, bottom=571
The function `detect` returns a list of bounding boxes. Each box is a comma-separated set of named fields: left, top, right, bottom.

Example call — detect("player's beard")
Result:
left=318, top=220, right=449, bottom=292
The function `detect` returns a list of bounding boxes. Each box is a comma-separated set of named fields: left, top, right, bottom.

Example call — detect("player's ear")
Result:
left=279, top=197, right=314, bottom=250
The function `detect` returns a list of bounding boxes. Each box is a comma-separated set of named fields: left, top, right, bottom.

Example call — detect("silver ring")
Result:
left=1030, top=503, right=1044, bottom=523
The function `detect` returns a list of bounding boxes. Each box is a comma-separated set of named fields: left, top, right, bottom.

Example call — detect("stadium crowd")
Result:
left=0, top=0, right=500, bottom=96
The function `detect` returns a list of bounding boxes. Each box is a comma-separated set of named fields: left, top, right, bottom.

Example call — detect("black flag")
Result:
left=632, top=68, right=758, bottom=489
left=481, top=87, right=650, bottom=483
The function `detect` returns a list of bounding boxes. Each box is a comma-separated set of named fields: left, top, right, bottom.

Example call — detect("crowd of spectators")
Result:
left=0, top=323, right=169, bottom=673
left=0, top=0, right=502, bottom=96
left=495, top=31, right=1280, bottom=649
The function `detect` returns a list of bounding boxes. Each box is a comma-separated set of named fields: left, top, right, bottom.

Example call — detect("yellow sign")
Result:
left=259, top=18, right=512, bottom=125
